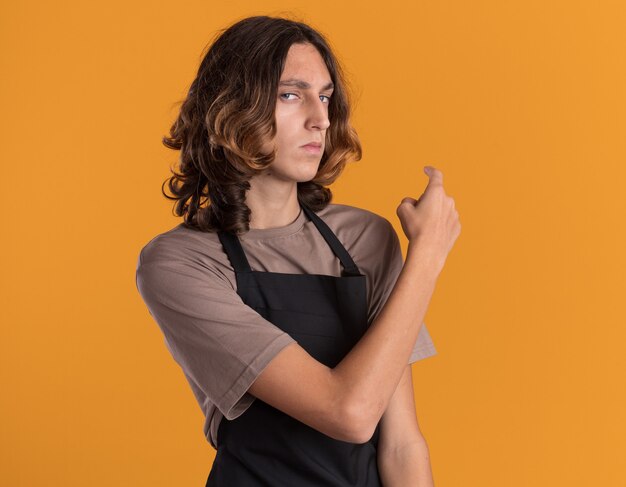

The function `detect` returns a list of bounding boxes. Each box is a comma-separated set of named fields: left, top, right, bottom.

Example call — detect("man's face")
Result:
left=260, top=42, right=334, bottom=183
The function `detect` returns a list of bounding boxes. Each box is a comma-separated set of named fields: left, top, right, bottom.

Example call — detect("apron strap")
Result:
left=217, top=230, right=253, bottom=273
left=300, top=204, right=362, bottom=277
left=217, top=203, right=363, bottom=276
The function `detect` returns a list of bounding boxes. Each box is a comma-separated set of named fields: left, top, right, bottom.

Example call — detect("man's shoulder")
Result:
left=137, top=222, right=222, bottom=267
left=318, top=203, right=396, bottom=237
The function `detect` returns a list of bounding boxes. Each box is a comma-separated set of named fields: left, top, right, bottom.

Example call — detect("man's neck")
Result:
left=246, top=176, right=301, bottom=230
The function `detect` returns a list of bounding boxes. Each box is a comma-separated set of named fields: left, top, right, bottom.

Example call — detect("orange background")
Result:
left=2, top=1, right=625, bottom=485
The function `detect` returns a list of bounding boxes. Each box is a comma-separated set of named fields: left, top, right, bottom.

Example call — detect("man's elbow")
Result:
left=341, top=397, right=382, bottom=444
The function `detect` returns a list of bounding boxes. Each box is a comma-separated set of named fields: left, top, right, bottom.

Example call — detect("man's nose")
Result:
left=306, top=99, right=330, bottom=131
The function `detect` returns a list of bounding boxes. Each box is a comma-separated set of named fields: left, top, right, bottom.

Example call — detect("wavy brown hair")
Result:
left=161, top=15, right=362, bottom=234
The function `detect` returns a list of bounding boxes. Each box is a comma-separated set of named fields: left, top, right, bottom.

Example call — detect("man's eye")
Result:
left=280, top=93, right=298, bottom=100
left=320, top=95, right=331, bottom=103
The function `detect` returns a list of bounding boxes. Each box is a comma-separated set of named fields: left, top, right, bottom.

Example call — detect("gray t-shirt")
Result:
left=135, top=203, right=437, bottom=449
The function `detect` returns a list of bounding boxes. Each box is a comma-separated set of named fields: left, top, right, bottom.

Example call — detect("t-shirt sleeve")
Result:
left=135, top=241, right=297, bottom=420
left=367, top=219, right=437, bottom=364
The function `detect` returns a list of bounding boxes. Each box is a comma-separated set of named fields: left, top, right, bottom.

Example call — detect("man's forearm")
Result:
left=377, top=438, right=435, bottom=487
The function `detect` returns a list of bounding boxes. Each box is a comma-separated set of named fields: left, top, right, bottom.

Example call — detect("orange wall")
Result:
left=2, top=1, right=625, bottom=485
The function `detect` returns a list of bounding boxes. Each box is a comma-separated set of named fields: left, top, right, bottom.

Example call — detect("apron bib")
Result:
left=207, top=203, right=382, bottom=486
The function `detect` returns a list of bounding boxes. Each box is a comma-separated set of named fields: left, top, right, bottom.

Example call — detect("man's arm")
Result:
left=376, top=365, right=435, bottom=486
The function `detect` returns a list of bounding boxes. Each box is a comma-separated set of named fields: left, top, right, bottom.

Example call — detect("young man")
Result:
left=136, top=15, right=460, bottom=486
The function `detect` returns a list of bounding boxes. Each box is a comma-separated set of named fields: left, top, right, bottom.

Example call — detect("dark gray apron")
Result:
left=207, top=202, right=382, bottom=486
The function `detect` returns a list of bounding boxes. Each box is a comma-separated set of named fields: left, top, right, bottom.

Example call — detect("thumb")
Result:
left=424, top=165, right=443, bottom=189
